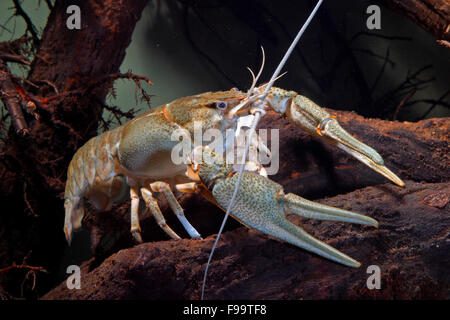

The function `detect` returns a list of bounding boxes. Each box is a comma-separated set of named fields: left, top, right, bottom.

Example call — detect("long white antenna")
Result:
left=201, top=0, right=324, bottom=300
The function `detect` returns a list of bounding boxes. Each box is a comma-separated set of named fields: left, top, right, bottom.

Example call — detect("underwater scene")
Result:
left=0, top=0, right=448, bottom=305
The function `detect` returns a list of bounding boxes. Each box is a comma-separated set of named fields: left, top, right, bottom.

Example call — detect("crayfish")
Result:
left=64, top=83, right=404, bottom=267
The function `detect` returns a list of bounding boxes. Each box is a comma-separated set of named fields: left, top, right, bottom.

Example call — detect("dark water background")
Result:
left=115, top=0, right=449, bottom=123
left=1, top=0, right=448, bottom=125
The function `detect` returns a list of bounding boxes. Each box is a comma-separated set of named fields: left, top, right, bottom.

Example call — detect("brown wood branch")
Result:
left=383, top=0, right=450, bottom=41
left=102, top=103, right=139, bottom=125
left=0, top=254, right=47, bottom=298
left=44, top=0, right=54, bottom=10
left=2, top=0, right=151, bottom=193
left=437, top=39, right=450, bottom=48
left=0, top=59, right=28, bottom=135
left=89, top=72, right=154, bottom=90
left=0, top=53, right=30, bottom=65
left=23, top=182, right=38, bottom=217
left=28, top=0, right=151, bottom=94
left=0, top=263, right=47, bottom=274
left=87, top=71, right=154, bottom=107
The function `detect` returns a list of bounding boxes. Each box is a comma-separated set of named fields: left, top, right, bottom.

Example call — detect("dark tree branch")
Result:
left=0, top=251, right=47, bottom=298
left=382, top=0, right=450, bottom=42
left=0, top=53, right=30, bottom=65
left=12, top=0, right=40, bottom=48
left=89, top=71, right=154, bottom=107
left=103, top=103, right=138, bottom=126
left=393, top=88, right=416, bottom=120
left=437, top=39, right=450, bottom=48
left=376, top=65, right=436, bottom=117
left=416, top=90, right=450, bottom=119
left=370, top=47, right=391, bottom=94
left=350, top=31, right=412, bottom=42
left=0, top=58, right=28, bottom=135
left=43, top=0, right=54, bottom=11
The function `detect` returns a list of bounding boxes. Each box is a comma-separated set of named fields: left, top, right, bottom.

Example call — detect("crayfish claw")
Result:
left=282, top=193, right=378, bottom=228
left=193, top=147, right=376, bottom=268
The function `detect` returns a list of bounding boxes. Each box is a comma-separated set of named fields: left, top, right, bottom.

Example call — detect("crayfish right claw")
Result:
left=192, top=145, right=378, bottom=268
left=283, top=193, right=378, bottom=228
left=289, top=95, right=405, bottom=187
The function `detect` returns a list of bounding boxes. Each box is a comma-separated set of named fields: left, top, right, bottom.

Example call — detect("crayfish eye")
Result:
left=216, top=101, right=227, bottom=110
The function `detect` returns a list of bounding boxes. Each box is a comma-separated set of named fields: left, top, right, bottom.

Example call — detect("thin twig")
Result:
left=28, top=79, right=59, bottom=94
left=87, top=71, right=153, bottom=107
left=370, top=47, right=391, bottom=94
left=0, top=52, right=30, bottom=65
left=44, top=0, right=53, bottom=10
left=102, top=103, right=139, bottom=125
left=0, top=59, right=28, bottom=135
left=88, top=72, right=153, bottom=91
left=376, top=65, right=435, bottom=116
left=12, top=0, right=40, bottom=48
left=393, top=88, right=416, bottom=120
left=0, top=251, right=47, bottom=298
left=437, top=40, right=450, bottom=49
left=0, top=260, right=47, bottom=275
